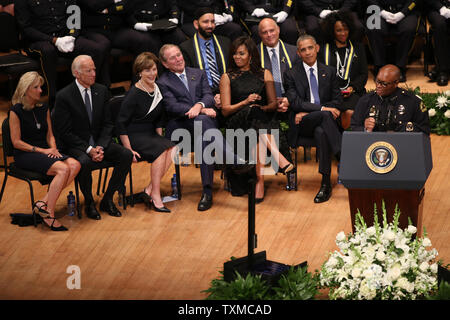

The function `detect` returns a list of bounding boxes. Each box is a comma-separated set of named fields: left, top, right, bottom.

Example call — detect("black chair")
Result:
left=0, top=117, right=67, bottom=226
left=289, top=136, right=318, bottom=191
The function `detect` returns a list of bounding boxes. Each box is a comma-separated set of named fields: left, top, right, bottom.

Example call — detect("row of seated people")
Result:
left=2, top=1, right=449, bottom=109
left=9, top=19, right=430, bottom=232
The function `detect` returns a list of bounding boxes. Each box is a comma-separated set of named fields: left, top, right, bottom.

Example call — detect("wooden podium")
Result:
left=340, top=132, right=432, bottom=235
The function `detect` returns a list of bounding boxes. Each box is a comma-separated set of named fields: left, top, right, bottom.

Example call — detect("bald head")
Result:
left=258, top=17, right=280, bottom=48
left=375, top=64, right=400, bottom=97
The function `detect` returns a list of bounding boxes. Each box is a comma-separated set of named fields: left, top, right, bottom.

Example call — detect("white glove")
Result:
left=380, top=10, right=395, bottom=21
left=168, top=18, right=178, bottom=25
left=387, top=12, right=405, bottom=24
left=114, top=0, right=121, bottom=3
left=273, top=11, right=288, bottom=23
left=319, top=9, right=333, bottom=19
left=134, top=22, right=151, bottom=31
left=223, top=13, right=233, bottom=22
left=440, top=6, right=450, bottom=19
left=55, top=36, right=75, bottom=53
left=252, top=8, right=269, bottom=18
left=214, top=13, right=227, bottom=26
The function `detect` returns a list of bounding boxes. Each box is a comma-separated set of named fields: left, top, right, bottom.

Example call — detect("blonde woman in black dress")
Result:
left=117, top=52, right=176, bottom=212
left=10, top=71, right=81, bottom=231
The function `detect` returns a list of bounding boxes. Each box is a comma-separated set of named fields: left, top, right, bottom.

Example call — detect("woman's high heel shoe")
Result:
left=151, top=200, right=171, bottom=213
left=33, top=201, right=50, bottom=218
left=42, top=217, right=68, bottom=232
left=142, top=190, right=152, bottom=208
left=281, top=163, right=294, bottom=175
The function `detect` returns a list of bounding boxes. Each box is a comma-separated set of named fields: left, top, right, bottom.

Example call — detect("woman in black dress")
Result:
left=117, top=52, right=175, bottom=212
left=10, top=71, right=81, bottom=231
left=220, top=36, right=294, bottom=203
left=320, top=10, right=368, bottom=129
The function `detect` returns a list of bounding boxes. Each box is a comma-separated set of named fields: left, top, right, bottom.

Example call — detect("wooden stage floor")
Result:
left=0, top=134, right=448, bottom=300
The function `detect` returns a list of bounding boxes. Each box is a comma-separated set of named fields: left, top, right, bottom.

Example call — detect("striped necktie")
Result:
left=271, top=48, right=283, bottom=97
left=204, top=41, right=221, bottom=88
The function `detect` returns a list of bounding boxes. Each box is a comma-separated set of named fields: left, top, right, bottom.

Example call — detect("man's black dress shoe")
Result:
left=99, top=198, right=122, bottom=217
left=314, top=184, right=332, bottom=203
left=85, top=202, right=101, bottom=220
left=198, top=193, right=213, bottom=211
left=437, top=72, right=448, bottom=87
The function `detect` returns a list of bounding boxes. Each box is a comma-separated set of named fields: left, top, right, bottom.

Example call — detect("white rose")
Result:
left=428, top=108, right=436, bottom=117
left=336, top=231, right=346, bottom=242
left=363, top=269, right=374, bottom=279
left=419, top=261, right=429, bottom=272
left=396, top=277, right=413, bottom=293
left=407, top=225, right=417, bottom=234
left=422, top=238, right=432, bottom=247
left=351, top=268, right=362, bottom=279
left=383, top=230, right=396, bottom=241
left=376, top=250, right=386, bottom=261
left=388, top=265, right=402, bottom=281
left=366, top=226, right=376, bottom=236
left=327, top=256, right=338, bottom=268
left=444, top=110, right=450, bottom=119
left=445, top=90, right=450, bottom=97
left=430, top=263, right=438, bottom=273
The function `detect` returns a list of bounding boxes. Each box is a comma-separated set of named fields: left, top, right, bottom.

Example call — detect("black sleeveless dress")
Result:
left=116, top=85, right=174, bottom=162
left=11, top=103, right=68, bottom=174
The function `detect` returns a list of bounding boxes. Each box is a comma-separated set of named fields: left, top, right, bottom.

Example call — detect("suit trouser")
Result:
left=295, top=111, right=342, bottom=175
left=428, top=11, right=450, bottom=72
left=366, top=14, right=418, bottom=69
left=69, top=143, right=133, bottom=205
left=28, top=32, right=110, bottom=109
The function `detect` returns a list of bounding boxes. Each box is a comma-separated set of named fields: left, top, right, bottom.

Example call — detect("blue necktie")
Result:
left=84, top=88, right=95, bottom=146
left=309, top=67, right=320, bottom=105
left=205, top=41, right=221, bottom=88
left=271, top=49, right=283, bottom=97
left=179, top=73, right=189, bottom=92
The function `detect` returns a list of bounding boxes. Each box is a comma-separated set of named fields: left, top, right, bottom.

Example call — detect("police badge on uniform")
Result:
left=365, top=141, right=398, bottom=174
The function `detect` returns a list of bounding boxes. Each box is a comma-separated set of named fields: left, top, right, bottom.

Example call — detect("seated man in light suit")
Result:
left=157, top=44, right=222, bottom=211
left=54, top=55, right=133, bottom=220
left=284, top=35, right=343, bottom=203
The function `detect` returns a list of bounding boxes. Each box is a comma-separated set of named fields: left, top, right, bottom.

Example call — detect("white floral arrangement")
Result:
left=320, top=203, right=439, bottom=300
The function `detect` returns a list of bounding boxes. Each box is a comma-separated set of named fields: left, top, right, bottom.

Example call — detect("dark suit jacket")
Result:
left=283, top=60, right=342, bottom=145
left=53, top=81, right=113, bottom=153
left=180, top=33, right=230, bottom=78
left=258, top=40, right=300, bottom=84
left=157, top=67, right=215, bottom=119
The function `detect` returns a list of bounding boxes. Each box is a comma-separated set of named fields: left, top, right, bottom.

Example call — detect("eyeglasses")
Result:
left=375, top=79, right=398, bottom=87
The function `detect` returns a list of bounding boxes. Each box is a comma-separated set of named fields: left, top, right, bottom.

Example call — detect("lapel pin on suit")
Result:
left=322, top=74, right=326, bottom=77
left=281, top=56, right=286, bottom=64
left=191, top=76, right=196, bottom=81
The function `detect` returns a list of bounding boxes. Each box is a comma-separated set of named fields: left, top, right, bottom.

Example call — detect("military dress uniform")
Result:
left=427, top=0, right=450, bottom=85
left=178, top=0, right=244, bottom=41
left=15, top=0, right=111, bottom=108
left=350, top=88, right=431, bottom=134
left=237, top=0, right=299, bottom=45
left=298, top=0, right=364, bottom=43
left=128, top=0, right=187, bottom=53
left=365, top=0, right=420, bottom=79
left=77, top=0, right=154, bottom=56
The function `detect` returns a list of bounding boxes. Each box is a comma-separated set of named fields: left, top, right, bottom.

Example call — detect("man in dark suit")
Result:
left=14, top=0, right=110, bottom=109
left=157, top=44, right=220, bottom=211
left=284, top=35, right=343, bottom=203
left=53, top=55, right=133, bottom=219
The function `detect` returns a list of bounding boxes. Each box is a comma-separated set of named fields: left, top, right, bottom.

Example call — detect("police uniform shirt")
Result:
left=351, top=88, right=430, bottom=134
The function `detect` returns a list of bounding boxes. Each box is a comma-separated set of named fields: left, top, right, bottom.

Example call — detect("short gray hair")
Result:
left=71, top=55, right=92, bottom=77
left=296, top=34, right=317, bottom=48
left=159, top=44, right=179, bottom=63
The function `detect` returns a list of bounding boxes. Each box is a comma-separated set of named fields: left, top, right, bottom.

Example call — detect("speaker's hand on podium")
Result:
left=364, top=117, right=375, bottom=132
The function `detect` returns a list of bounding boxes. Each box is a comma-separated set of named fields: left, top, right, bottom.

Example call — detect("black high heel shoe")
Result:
left=151, top=200, right=171, bottom=213
left=280, top=163, right=294, bottom=175
left=142, top=190, right=152, bottom=208
left=33, top=201, right=50, bottom=218
left=42, top=217, right=68, bottom=231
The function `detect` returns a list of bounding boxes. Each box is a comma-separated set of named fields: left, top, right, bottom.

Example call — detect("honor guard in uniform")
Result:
left=127, top=0, right=187, bottom=54
left=351, top=64, right=430, bottom=134
left=298, top=0, right=364, bottom=43
left=77, top=0, right=154, bottom=58
left=427, top=0, right=450, bottom=86
left=15, top=0, right=111, bottom=109
left=237, top=0, right=299, bottom=45
left=365, top=0, right=420, bottom=82
left=178, top=0, right=244, bottom=41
